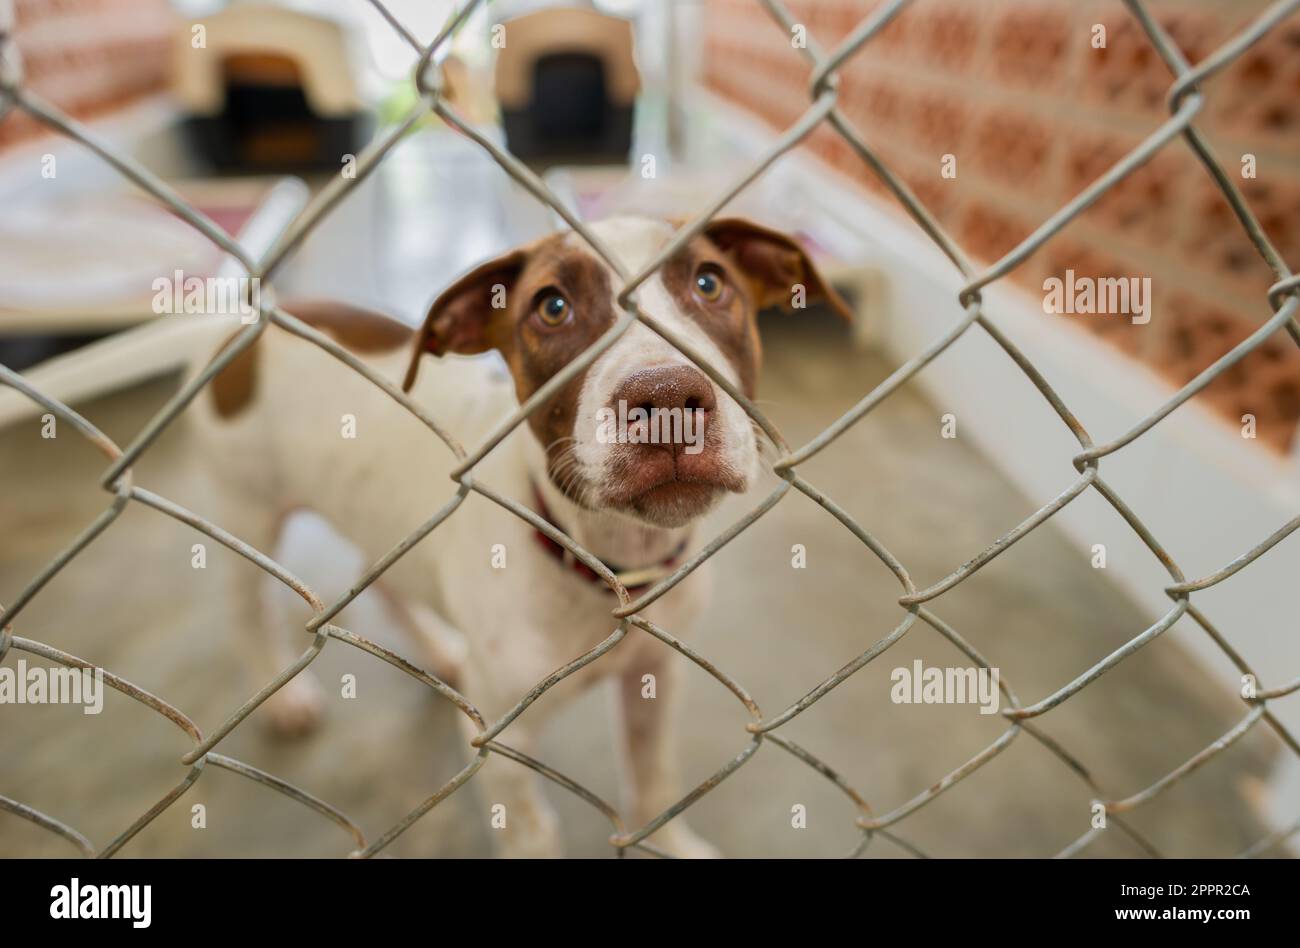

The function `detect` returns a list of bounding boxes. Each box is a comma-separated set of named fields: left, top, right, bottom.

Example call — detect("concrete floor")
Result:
left=0, top=309, right=1287, bottom=858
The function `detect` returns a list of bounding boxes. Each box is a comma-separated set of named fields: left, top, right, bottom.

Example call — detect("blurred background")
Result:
left=1, top=0, right=1298, bottom=858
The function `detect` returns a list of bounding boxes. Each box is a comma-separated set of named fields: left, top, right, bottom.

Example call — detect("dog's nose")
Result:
left=612, top=365, right=716, bottom=427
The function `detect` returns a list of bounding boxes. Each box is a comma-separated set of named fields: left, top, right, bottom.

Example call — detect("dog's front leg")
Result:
left=458, top=664, right=563, bottom=859
left=618, top=656, right=722, bottom=858
left=215, top=501, right=325, bottom=739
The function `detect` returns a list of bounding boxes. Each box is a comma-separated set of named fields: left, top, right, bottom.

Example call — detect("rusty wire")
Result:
left=2, top=0, right=1299, bottom=859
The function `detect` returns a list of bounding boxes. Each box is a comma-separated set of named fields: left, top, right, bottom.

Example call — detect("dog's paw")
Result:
left=653, top=823, right=723, bottom=859
left=262, top=674, right=325, bottom=739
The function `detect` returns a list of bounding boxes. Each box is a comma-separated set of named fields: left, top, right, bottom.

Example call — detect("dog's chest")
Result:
left=431, top=502, right=710, bottom=683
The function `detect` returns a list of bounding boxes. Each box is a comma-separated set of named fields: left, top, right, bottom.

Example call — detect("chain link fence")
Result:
left=2, top=0, right=1299, bottom=859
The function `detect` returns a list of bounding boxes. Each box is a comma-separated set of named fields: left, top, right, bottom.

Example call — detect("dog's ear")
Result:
left=703, top=217, right=852, bottom=321
left=402, top=250, right=527, bottom=392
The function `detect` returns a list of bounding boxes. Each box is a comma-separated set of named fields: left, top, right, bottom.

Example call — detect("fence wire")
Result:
left=2, top=0, right=1300, bottom=859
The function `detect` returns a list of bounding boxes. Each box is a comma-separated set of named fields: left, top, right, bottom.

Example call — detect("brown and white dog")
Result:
left=178, top=216, right=844, bottom=856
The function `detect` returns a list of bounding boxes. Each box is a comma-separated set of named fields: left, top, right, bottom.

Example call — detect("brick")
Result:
left=968, top=107, right=1057, bottom=188
left=915, top=2, right=980, bottom=74
left=1080, top=8, right=1221, bottom=117
left=906, top=86, right=969, bottom=152
left=1148, top=293, right=1300, bottom=450
left=1, top=0, right=174, bottom=152
left=1182, top=175, right=1300, bottom=294
left=956, top=197, right=1035, bottom=267
left=1210, top=18, right=1300, bottom=157
left=1060, top=126, right=1188, bottom=244
left=988, top=6, right=1074, bottom=90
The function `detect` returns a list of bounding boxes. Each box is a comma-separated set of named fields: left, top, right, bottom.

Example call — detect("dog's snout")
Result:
left=612, top=365, right=716, bottom=418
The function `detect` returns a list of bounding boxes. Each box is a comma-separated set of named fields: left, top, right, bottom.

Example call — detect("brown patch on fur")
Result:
left=703, top=218, right=853, bottom=323
left=209, top=300, right=411, bottom=419
left=403, top=250, right=529, bottom=391
left=208, top=329, right=260, bottom=419
left=506, top=241, right=618, bottom=491
left=660, top=237, right=764, bottom=398
left=282, top=299, right=413, bottom=352
left=406, top=234, right=617, bottom=504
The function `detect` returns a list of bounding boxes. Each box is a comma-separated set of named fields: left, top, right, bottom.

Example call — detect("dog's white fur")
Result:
left=185, top=217, right=764, bottom=858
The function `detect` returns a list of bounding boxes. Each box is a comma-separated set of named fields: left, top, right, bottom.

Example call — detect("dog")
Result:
left=53, top=215, right=848, bottom=857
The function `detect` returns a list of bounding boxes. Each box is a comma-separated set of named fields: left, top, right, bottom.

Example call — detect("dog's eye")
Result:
left=694, top=266, right=725, bottom=302
left=535, top=291, right=571, bottom=327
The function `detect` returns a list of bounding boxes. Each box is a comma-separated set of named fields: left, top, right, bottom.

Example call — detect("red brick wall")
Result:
left=702, top=0, right=1300, bottom=453
left=0, top=0, right=175, bottom=149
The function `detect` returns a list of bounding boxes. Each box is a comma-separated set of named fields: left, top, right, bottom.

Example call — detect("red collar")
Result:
left=530, top=485, right=688, bottom=596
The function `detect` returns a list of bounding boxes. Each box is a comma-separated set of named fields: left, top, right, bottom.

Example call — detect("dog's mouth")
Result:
left=542, top=403, right=752, bottom=529
left=599, top=445, right=746, bottom=528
